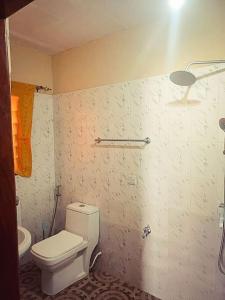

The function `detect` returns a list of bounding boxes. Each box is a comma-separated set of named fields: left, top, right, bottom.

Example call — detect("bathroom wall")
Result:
left=16, top=93, right=55, bottom=243
left=52, top=7, right=225, bottom=94
left=10, top=37, right=53, bottom=89
left=54, top=65, right=225, bottom=300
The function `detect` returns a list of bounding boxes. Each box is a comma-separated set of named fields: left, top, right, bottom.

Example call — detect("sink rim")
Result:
left=18, top=225, right=31, bottom=258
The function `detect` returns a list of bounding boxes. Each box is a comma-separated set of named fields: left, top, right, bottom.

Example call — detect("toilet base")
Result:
left=41, top=254, right=87, bottom=295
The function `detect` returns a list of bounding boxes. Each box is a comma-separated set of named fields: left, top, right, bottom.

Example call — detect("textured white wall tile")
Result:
left=52, top=67, right=225, bottom=300
left=16, top=93, right=55, bottom=243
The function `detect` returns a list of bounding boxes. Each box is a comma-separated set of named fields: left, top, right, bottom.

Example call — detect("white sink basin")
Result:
left=18, top=226, right=31, bottom=258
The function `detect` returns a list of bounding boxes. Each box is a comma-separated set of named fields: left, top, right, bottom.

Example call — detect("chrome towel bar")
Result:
left=95, top=137, right=151, bottom=144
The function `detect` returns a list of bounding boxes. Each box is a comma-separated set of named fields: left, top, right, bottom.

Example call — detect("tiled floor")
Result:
left=20, top=263, right=160, bottom=300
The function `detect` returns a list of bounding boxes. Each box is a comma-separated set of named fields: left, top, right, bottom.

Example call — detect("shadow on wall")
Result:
left=93, top=144, right=150, bottom=287
left=92, top=143, right=147, bottom=150
left=168, top=67, right=225, bottom=106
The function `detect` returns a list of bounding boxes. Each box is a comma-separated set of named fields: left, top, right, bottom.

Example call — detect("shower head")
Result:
left=219, top=118, right=225, bottom=132
left=170, top=59, right=225, bottom=87
left=169, top=70, right=197, bottom=86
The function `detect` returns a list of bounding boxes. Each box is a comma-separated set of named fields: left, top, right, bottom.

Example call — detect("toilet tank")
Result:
left=65, top=202, right=99, bottom=244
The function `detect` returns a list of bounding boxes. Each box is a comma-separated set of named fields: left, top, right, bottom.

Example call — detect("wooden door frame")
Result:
left=0, top=1, right=34, bottom=300
left=0, top=0, right=34, bottom=18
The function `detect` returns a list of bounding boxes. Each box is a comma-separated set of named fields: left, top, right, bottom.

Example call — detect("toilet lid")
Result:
left=31, top=230, right=83, bottom=259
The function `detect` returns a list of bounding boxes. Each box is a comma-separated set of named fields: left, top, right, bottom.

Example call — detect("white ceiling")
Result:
left=9, top=0, right=173, bottom=54
left=9, top=0, right=225, bottom=55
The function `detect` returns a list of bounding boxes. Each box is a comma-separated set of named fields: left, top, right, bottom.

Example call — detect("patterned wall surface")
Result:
left=53, top=66, right=225, bottom=300
left=16, top=93, right=55, bottom=243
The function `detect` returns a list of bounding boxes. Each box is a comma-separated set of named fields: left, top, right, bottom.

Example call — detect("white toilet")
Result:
left=30, top=202, right=99, bottom=295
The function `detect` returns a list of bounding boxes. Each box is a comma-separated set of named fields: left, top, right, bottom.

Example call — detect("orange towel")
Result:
left=11, top=81, right=35, bottom=177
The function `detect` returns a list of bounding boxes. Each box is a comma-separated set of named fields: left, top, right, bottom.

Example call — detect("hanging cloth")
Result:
left=11, top=81, right=35, bottom=177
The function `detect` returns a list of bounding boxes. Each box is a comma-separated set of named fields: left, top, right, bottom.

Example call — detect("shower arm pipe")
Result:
left=185, top=60, right=225, bottom=71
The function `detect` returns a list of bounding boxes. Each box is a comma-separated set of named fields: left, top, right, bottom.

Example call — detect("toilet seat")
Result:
left=31, top=230, right=87, bottom=267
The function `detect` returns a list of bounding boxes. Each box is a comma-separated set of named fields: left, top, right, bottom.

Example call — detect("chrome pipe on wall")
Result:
left=218, top=118, right=225, bottom=275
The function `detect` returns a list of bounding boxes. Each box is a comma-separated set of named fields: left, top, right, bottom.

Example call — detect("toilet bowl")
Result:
left=31, top=202, right=99, bottom=295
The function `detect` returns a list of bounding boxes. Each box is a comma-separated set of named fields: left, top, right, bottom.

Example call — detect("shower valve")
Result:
left=142, top=225, right=151, bottom=239
left=219, top=203, right=225, bottom=228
